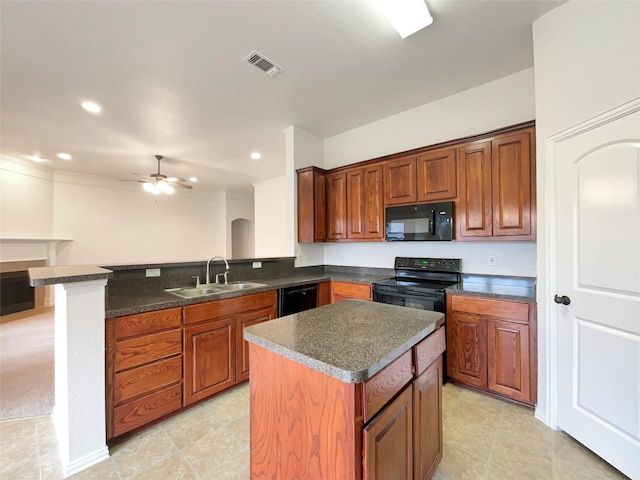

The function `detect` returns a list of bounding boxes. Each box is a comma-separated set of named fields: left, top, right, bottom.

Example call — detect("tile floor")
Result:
left=0, top=382, right=629, bottom=480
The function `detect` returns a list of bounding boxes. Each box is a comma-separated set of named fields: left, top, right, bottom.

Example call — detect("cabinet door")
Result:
left=413, top=356, right=443, bottom=480
left=297, top=168, right=327, bottom=243
left=330, top=281, right=372, bottom=303
left=363, top=164, right=384, bottom=239
left=383, top=156, right=417, bottom=205
left=417, top=148, right=457, bottom=202
left=363, top=385, right=413, bottom=480
left=457, top=141, right=492, bottom=238
left=346, top=168, right=365, bottom=239
left=235, top=306, right=276, bottom=383
left=491, top=130, right=534, bottom=238
left=487, top=319, right=531, bottom=402
left=183, top=318, right=235, bottom=406
left=447, top=313, right=487, bottom=388
left=317, top=281, right=331, bottom=307
left=327, top=172, right=347, bottom=240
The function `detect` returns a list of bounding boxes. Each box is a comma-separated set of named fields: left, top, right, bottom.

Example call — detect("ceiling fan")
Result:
left=123, top=155, right=193, bottom=194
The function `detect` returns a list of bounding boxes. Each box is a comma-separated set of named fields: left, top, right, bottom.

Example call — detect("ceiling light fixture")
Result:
left=250, top=152, right=261, bottom=160
left=373, top=0, right=433, bottom=39
left=142, top=180, right=174, bottom=195
left=81, top=101, right=102, bottom=113
left=189, top=177, right=198, bottom=182
left=57, top=153, right=72, bottom=160
left=28, top=155, right=46, bottom=163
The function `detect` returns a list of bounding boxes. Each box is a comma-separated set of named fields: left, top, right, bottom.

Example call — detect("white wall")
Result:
left=52, top=171, right=225, bottom=265
left=253, top=176, right=288, bottom=258
left=0, top=156, right=54, bottom=239
left=320, top=68, right=538, bottom=276
left=532, top=0, right=640, bottom=426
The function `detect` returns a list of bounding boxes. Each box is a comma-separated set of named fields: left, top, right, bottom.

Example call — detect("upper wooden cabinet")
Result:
left=457, top=129, right=535, bottom=240
left=416, top=148, right=457, bottom=202
left=327, top=165, right=384, bottom=242
left=383, top=156, right=417, bottom=205
left=297, top=167, right=327, bottom=243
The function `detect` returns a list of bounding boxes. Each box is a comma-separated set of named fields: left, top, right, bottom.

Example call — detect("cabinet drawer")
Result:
left=113, top=384, right=182, bottom=437
left=331, top=281, right=372, bottom=302
left=183, top=291, right=277, bottom=325
left=114, top=355, right=182, bottom=404
left=450, top=295, right=529, bottom=323
left=114, top=308, right=182, bottom=340
left=363, top=350, right=413, bottom=423
left=414, top=327, right=446, bottom=377
left=115, top=329, right=182, bottom=372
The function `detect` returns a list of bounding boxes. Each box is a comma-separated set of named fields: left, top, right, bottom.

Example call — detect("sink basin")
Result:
left=164, top=282, right=266, bottom=299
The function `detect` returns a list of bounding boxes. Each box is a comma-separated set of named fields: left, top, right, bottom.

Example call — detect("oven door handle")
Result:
left=372, top=286, right=444, bottom=303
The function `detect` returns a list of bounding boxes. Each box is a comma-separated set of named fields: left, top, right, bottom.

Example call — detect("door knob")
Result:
left=554, top=295, right=571, bottom=305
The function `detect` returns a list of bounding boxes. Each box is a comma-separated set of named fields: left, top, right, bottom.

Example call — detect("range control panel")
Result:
left=394, top=257, right=461, bottom=273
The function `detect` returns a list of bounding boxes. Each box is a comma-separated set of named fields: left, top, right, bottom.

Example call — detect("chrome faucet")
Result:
left=206, top=256, right=230, bottom=285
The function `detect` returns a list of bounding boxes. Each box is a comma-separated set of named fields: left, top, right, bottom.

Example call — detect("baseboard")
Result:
left=63, top=446, right=110, bottom=478
left=0, top=306, right=53, bottom=324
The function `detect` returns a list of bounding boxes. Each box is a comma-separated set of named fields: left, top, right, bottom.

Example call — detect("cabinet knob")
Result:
left=554, top=295, right=571, bottom=305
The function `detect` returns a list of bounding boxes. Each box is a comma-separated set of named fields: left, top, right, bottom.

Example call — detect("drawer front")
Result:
left=414, top=327, right=446, bottom=377
left=115, top=329, right=182, bottom=372
left=363, top=350, right=413, bottom=423
left=114, top=355, right=182, bottom=404
left=331, top=281, right=372, bottom=302
left=183, top=290, right=277, bottom=325
left=450, top=295, right=529, bottom=323
left=115, top=308, right=182, bottom=340
left=113, top=384, right=182, bottom=437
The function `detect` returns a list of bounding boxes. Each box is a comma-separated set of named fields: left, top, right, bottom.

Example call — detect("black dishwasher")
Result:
left=278, top=284, right=318, bottom=317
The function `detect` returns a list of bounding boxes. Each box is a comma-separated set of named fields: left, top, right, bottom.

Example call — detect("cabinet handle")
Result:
left=554, top=294, right=571, bottom=305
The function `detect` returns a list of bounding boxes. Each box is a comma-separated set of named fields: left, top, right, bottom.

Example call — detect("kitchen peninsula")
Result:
left=244, top=299, right=446, bottom=480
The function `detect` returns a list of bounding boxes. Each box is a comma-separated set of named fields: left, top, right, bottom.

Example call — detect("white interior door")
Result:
left=555, top=106, right=640, bottom=479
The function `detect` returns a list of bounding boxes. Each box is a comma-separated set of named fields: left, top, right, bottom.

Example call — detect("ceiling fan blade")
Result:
left=166, top=176, right=187, bottom=183
left=171, top=182, right=193, bottom=189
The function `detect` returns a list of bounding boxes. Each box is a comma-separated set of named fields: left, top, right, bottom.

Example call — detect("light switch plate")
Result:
left=252, top=261, right=262, bottom=269
left=146, top=268, right=161, bottom=277
left=488, top=256, right=497, bottom=266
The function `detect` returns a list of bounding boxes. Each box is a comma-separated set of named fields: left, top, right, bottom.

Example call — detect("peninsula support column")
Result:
left=53, top=279, right=109, bottom=477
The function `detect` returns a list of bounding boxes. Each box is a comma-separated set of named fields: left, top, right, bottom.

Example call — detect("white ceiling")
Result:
left=1, top=0, right=563, bottom=194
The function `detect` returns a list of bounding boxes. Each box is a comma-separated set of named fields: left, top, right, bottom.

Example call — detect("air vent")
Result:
left=243, top=50, right=285, bottom=78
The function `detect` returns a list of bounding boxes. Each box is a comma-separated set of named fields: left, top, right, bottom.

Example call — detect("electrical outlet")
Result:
left=488, top=256, right=497, bottom=266
left=252, top=261, right=262, bottom=269
left=146, top=268, right=161, bottom=277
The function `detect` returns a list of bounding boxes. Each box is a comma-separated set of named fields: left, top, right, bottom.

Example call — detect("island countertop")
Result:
left=243, top=299, right=444, bottom=383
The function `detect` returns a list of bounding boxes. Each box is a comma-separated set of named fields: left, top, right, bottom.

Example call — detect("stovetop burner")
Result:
left=373, top=256, right=462, bottom=293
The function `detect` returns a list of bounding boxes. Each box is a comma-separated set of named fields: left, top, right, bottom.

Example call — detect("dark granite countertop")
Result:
left=29, top=265, right=113, bottom=286
left=106, top=273, right=388, bottom=318
left=244, top=299, right=444, bottom=383
left=446, top=274, right=536, bottom=302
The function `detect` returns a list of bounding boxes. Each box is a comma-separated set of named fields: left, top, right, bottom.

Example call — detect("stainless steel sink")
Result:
left=165, top=282, right=266, bottom=299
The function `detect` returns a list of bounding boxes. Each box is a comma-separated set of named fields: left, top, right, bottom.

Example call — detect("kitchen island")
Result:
left=244, top=299, right=446, bottom=480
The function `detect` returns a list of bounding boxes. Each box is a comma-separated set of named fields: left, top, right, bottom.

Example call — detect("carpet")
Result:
left=0, top=308, right=54, bottom=420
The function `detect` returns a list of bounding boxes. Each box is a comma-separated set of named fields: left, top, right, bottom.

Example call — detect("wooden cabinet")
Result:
left=417, top=148, right=457, bottom=202
left=250, top=325, right=445, bottom=479
left=297, top=167, right=327, bottom=243
left=364, top=385, right=414, bottom=480
left=327, top=165, right=384, bottom=242
left=457, top=129, right=535, bottom=240
left=183, top=291, right=277, bottom=406
left=384, top=156, right=417, bottom=205
left=330, top=280, right=372, bottom=303
left=106, top=308, right=183, bottom=438
left=446, top=294, right=536, bottom=405
left=317, top=280, right=331, bottom=307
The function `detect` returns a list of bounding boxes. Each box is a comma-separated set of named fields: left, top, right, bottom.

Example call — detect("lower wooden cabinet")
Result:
left=413, top=356, right=443, bottom=480
left=106, top=308, right=183, bottom=439
left=107, top=291, right=277, bottom=440
left=446, top=294, right=536, bottom=405
left=330, top=280, right=372, bottom=303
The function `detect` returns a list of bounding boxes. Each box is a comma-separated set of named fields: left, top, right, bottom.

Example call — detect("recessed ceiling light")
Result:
left=250, top=152, right=261, bottom=160
left=81, top=101, right=102, bottom=113
left=28, top=155, right=46, bottom=163
left=189, top=177, right=198, bottom=182
left=57, top=153, right=72, bottom=160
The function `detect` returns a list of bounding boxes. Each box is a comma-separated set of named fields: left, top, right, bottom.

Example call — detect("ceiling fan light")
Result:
left=163, top=183, right=175, bottom=194
left=374, top=0, right=433, bottom=39
left=142, top=182, right=154, bottom=193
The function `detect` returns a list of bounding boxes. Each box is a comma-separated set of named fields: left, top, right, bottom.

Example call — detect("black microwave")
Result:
left=385, top=201, right=454, bottom=241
